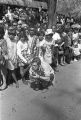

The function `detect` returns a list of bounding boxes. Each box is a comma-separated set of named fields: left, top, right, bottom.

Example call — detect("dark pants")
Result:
left=51, top=46, right=59, bottom=68
left=64, top=47, right=73, bottom=64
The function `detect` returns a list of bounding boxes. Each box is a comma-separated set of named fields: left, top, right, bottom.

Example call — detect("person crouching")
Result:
left=29, top=57, right=55, bottom=90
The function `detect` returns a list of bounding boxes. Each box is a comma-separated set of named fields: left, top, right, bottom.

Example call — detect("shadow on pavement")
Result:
left=32, top=99, right=76, bottom=120
left=54, top=88, right=75, bottom=97
left=75, top=88, right=81, bottom=93
left=54, top=88, right=81, bottom=105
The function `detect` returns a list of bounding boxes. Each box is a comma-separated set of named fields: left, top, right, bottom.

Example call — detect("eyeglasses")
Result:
left=18, top=24, right=22, bottom=25
left=13, top=24, right=17, bottom=26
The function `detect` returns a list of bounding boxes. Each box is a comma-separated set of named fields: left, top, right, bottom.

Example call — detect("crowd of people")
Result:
left=0, top=6, right=81, bottom=91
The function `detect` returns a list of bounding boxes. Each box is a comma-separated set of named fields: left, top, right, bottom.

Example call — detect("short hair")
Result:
left=32, top=57, right=41, bottom=66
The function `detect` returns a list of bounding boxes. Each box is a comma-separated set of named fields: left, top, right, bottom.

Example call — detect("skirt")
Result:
left=6, top=59, right=17, bottom=70
left=17, top=49, right=32, bottom=67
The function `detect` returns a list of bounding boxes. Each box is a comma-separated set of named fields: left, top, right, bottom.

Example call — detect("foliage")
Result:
left=34, top=0, right=81, bottom=18
left=57, top=0, right=81, bottom=18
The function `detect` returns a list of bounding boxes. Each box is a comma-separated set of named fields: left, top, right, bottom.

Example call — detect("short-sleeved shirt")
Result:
left=29, top=58, right=54, bottom=82
left=52, top=32, right=61, bottom=46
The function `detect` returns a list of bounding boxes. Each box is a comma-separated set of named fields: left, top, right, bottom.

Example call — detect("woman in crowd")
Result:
left=29, top=57, right=55, bottom=90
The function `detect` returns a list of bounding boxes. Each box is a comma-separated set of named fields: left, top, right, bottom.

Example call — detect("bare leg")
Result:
left=63, top=55, right=66, bottom=64
left=12, top=71, right=19, bottom=88
left=60, top=56, right=65, bottom=66
left=20, top=66, right=28, bottom=85
left=0, top=69, right=7, bottom=90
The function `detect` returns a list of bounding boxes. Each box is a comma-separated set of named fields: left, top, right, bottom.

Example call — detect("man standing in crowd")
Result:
left=52, top=26, right=61, bottom=72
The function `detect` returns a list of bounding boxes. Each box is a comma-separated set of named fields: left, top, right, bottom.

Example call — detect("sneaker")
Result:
left=54, top=68, right=59, bottom=72
left=70, top=60, right=74, bottom=63
left=60, top=63, right=65, bottom=66
left=74, top=59, right=77, bottom=62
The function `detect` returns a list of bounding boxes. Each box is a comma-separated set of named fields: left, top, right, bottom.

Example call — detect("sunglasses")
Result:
left=8, top=33, right=15, bottom=36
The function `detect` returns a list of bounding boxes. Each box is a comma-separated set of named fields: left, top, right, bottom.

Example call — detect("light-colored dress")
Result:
left=17, top=40, right=31, bottom=66
left=39, top=38, right=54, bottom=64
left=5, top=37, right=17, bottom=70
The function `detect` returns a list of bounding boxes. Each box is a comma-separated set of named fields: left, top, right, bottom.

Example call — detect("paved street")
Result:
left=0, top=60, right=81, bottom=120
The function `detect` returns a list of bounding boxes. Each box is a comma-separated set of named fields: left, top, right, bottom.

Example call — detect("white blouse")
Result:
left=17, top=40, right=28, bottom=63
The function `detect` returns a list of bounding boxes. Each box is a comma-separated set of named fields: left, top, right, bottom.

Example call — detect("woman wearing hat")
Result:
left=39, top=29, right=55, bottom=65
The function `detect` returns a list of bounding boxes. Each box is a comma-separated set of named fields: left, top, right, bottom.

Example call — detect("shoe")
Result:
left=60, top=63, right=65, bottom=66
left=63, top=61, right=66, bottom=64
left=22, top=78, right=28, bottom=85
left=0, top=84, right=7, bottom=91
left=54, top=68, right=59, bottom=72
left=70, top=60, right=74, bottom=63
left=16, top=82, right=19, bottom=88
left=74, top=59, right=77, bottom=62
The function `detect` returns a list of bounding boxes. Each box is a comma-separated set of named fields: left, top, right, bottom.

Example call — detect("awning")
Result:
left=0, top=0, right=47, bottom=9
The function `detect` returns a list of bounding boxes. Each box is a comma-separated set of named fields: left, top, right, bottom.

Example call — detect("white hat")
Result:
left=18, top=20, right=22, bottom=25
left=45, top=29, right=53, bottom=35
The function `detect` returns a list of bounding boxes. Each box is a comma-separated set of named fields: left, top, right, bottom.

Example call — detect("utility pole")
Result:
left=47, top=0, right=57, bottom=28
